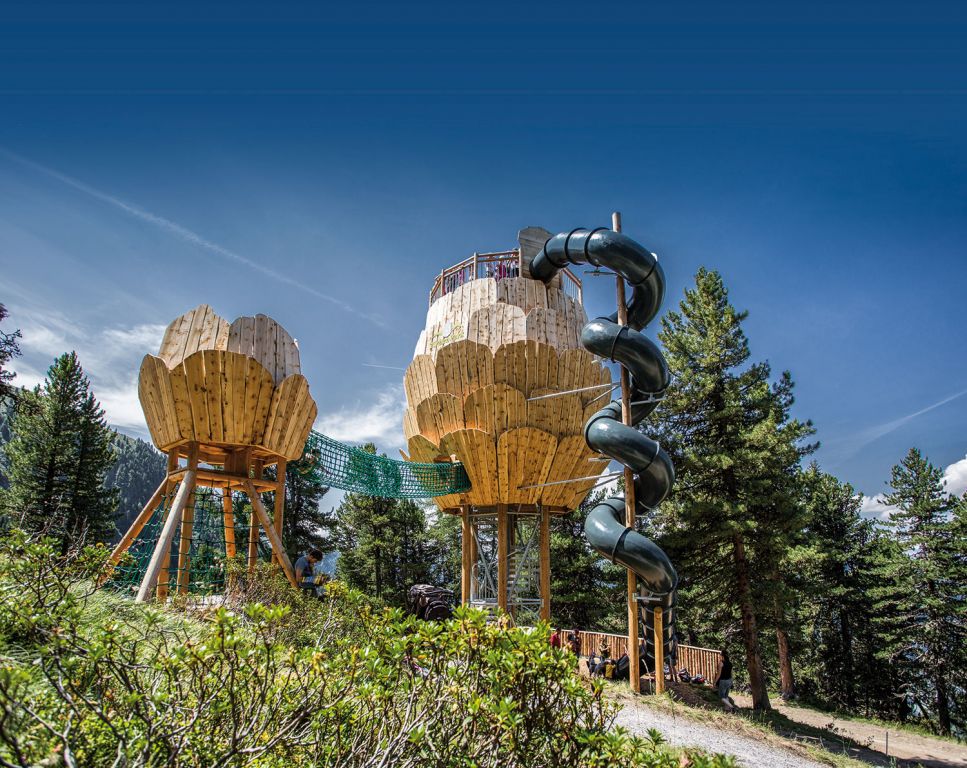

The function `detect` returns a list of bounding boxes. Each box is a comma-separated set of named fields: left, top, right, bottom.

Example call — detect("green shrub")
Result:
left=0, top=531, right=735, bottom=767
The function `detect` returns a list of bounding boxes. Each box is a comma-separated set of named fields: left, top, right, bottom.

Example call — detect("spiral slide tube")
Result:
left=531, top=228, right=678, bottom=665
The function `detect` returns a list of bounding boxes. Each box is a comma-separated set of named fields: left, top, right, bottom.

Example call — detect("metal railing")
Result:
left=429, top=250, right=582, bottom=306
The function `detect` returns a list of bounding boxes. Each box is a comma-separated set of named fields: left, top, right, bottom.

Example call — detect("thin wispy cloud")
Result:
left=841, top=386, right=967, bottom=458
left=0, top=148, right=388, bottom=329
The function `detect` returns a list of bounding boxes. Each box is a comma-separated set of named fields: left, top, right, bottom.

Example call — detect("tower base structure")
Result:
left=459, top=503, right=552, bottom=626
left=103, top=441, right=295, bottom=602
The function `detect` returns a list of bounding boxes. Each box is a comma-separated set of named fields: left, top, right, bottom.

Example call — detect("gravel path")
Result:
left=612, top=696, right=823, bottom=768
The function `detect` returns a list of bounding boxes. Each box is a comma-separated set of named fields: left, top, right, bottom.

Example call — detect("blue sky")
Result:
left=1, top=0, right=965, bottom=513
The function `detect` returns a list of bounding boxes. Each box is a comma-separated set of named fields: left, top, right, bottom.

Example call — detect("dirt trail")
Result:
left=613, top=693, right=823, bottom=768
left=732, top=694, right=967, bottom=768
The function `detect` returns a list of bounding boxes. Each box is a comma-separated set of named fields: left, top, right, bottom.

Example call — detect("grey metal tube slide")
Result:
left=531, top=227, right=678, bottom=654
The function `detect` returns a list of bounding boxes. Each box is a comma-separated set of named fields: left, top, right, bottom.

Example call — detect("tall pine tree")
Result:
left=653, top=268, right=813, bottom=710
left=872, top=448, right=966, bottom=735
left=334, top=443, right=432, bottom=607
left=3, top=352, right=119, bottom=550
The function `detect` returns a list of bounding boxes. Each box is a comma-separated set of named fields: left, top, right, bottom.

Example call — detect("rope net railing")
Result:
left=107, top=485, right=271, bottom=597
left=298, top=430, right=470, bottom=499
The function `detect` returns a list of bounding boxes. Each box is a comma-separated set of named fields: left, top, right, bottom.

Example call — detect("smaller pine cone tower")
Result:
left=402, top=228, right=613, bottom=624
left=105, top=304, right=318, bottom=602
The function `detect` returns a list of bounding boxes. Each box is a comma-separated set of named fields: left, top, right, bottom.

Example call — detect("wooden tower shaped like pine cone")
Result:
left=138, top=304, right=318, bottom=463
left=107, top=304, right=318, bottom=603
left=403, top=228, right=613, bottom=514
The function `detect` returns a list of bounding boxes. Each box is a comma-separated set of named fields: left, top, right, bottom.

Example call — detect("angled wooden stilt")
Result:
left=136, top=467, right=197, bottom=602
left=245, top=480, right=297, bottom=587
left=99, top=475, right=168, bottom=586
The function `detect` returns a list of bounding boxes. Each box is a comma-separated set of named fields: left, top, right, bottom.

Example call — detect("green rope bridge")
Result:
left=107, top=431, right=470, bottom=595
left=299, top=430, right=470, bottom=498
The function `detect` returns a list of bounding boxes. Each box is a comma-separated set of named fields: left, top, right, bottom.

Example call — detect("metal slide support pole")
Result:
left=613, top=210, right=641, bottom=693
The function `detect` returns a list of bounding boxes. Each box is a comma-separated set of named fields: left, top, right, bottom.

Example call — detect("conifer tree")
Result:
left=334, top=443, right=432, bottom=606
left=264, top=459, right=332, bottom=561
left=796, top=466, right=896, bottom=714
left=653, top=268, right=813, bottom=710
left=0, top=304, right=21, bottom=401
left=4, top=352, right=119, bottom=550
left=872, top=448, right=966, bottom=735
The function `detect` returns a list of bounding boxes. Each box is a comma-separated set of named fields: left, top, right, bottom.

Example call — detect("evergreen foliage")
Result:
left=794, top=466, right=897, bottom=716
left=264, top=457, right=333, bottom=561
left=104, top=432, right=166, bottom=540
left=0, top=304, right=21, bottom=400
left=334, top=443, right=433, bottom=606
left=870, top=448, right=967, bottom=736
left=652, top=268, right=814, bottom=710
left=2, top=352, right=119, bottom=550
left=549, top=488, right=627, bottom=632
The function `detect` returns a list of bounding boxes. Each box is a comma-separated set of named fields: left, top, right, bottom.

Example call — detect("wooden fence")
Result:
left=560, top=629, right=722, bottom=682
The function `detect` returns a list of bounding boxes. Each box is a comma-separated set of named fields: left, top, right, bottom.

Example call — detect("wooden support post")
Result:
left=175, top=481, right=196, bottom=595
left=99, top=476, right=167, bottom=585
left=613, top=210, right=642, bottom=693
left=136, top=467, right=197, bottom=602
left=157, top=451, right=180, bottom=601
left=539, top=504, right=551, bottom=622
left=245, top=480, right=297, bottom=587
left=272, top=459, right=286, bottom=566
left=222, top=488, right=237, bottom=559
left=654, top=607, right=665, bottom=694
left=461, top=505, right=472, bottom=606
left=497, top=504, right=509, bottom=614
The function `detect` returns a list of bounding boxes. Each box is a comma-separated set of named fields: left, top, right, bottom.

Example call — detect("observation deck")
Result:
left=428, top=249, right=582, bottom=306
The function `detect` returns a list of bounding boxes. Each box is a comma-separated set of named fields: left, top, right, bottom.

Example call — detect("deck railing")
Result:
left=561, top=629, right=722, bottom=681
left=429, top=250, right=582, bottom=306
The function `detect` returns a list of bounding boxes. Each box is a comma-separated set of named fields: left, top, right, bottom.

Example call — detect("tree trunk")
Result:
left=840, top=607, right=855, bottom=708
left=772, top=578, right=795, bottom=700
left=935, top=666, right=951, bottom=736
left=733, top=533, right=770, bottom=710
left=776, top=626, right=795, bottom=700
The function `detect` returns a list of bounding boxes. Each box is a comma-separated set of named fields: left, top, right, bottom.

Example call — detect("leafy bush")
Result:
left=0, top=531, right=735, bottom=767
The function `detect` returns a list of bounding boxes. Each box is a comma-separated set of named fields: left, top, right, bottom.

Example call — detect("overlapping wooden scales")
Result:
left=557, top=349, right=613, bottom=405
left=158, top=304, right=230, bottom=368
left=414, top=393, right=463, bottom=444
left=540, top=436, right=604, bottom=508
left=435, top=341, right=493, bottom=400
left=264, top=374, right=317, bottom=460
left=527, top=389, right=584, bottom=435
left=496, top=427, right=557, bottom=504
left=226, top=315, right=301, bottom=385
left=139, top=349, right=315, bottom=459
left=403, top=408, right=420, bottom=441
left=404, top=355, right=437, bottom=408
left=496, top=277, right=548, bottom=313
left=468, top=304, right=526, bottom=350
left=138, top=355, right=180, bottom=448
left=493, top=341, right=559, bottom=397
left=463, top=384, right=527, bottom=435
left=440, top=429, right=499, bottom=506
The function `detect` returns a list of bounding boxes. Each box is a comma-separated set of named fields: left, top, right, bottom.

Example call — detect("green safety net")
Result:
left=297, top=430, right=470, bottom=498
left=107, top=484, right=268, bottom=598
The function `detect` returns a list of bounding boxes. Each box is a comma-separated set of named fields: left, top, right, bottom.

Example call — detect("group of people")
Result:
left=551, top=628, right=736, bottom=711
left=440, top=258, right=522, bottom=296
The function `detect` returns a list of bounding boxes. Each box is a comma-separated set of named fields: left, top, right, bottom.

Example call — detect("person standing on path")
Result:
left=716, top=650, right=736, bottom=711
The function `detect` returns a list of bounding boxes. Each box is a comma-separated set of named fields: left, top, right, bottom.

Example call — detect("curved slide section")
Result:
left=531, top=227, right=678, bottom=665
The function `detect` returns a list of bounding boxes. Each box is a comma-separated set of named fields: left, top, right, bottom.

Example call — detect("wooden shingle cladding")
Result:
left=405, top=275, right=612, bottom=513
left=139, top=305, right=317, bottom=463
